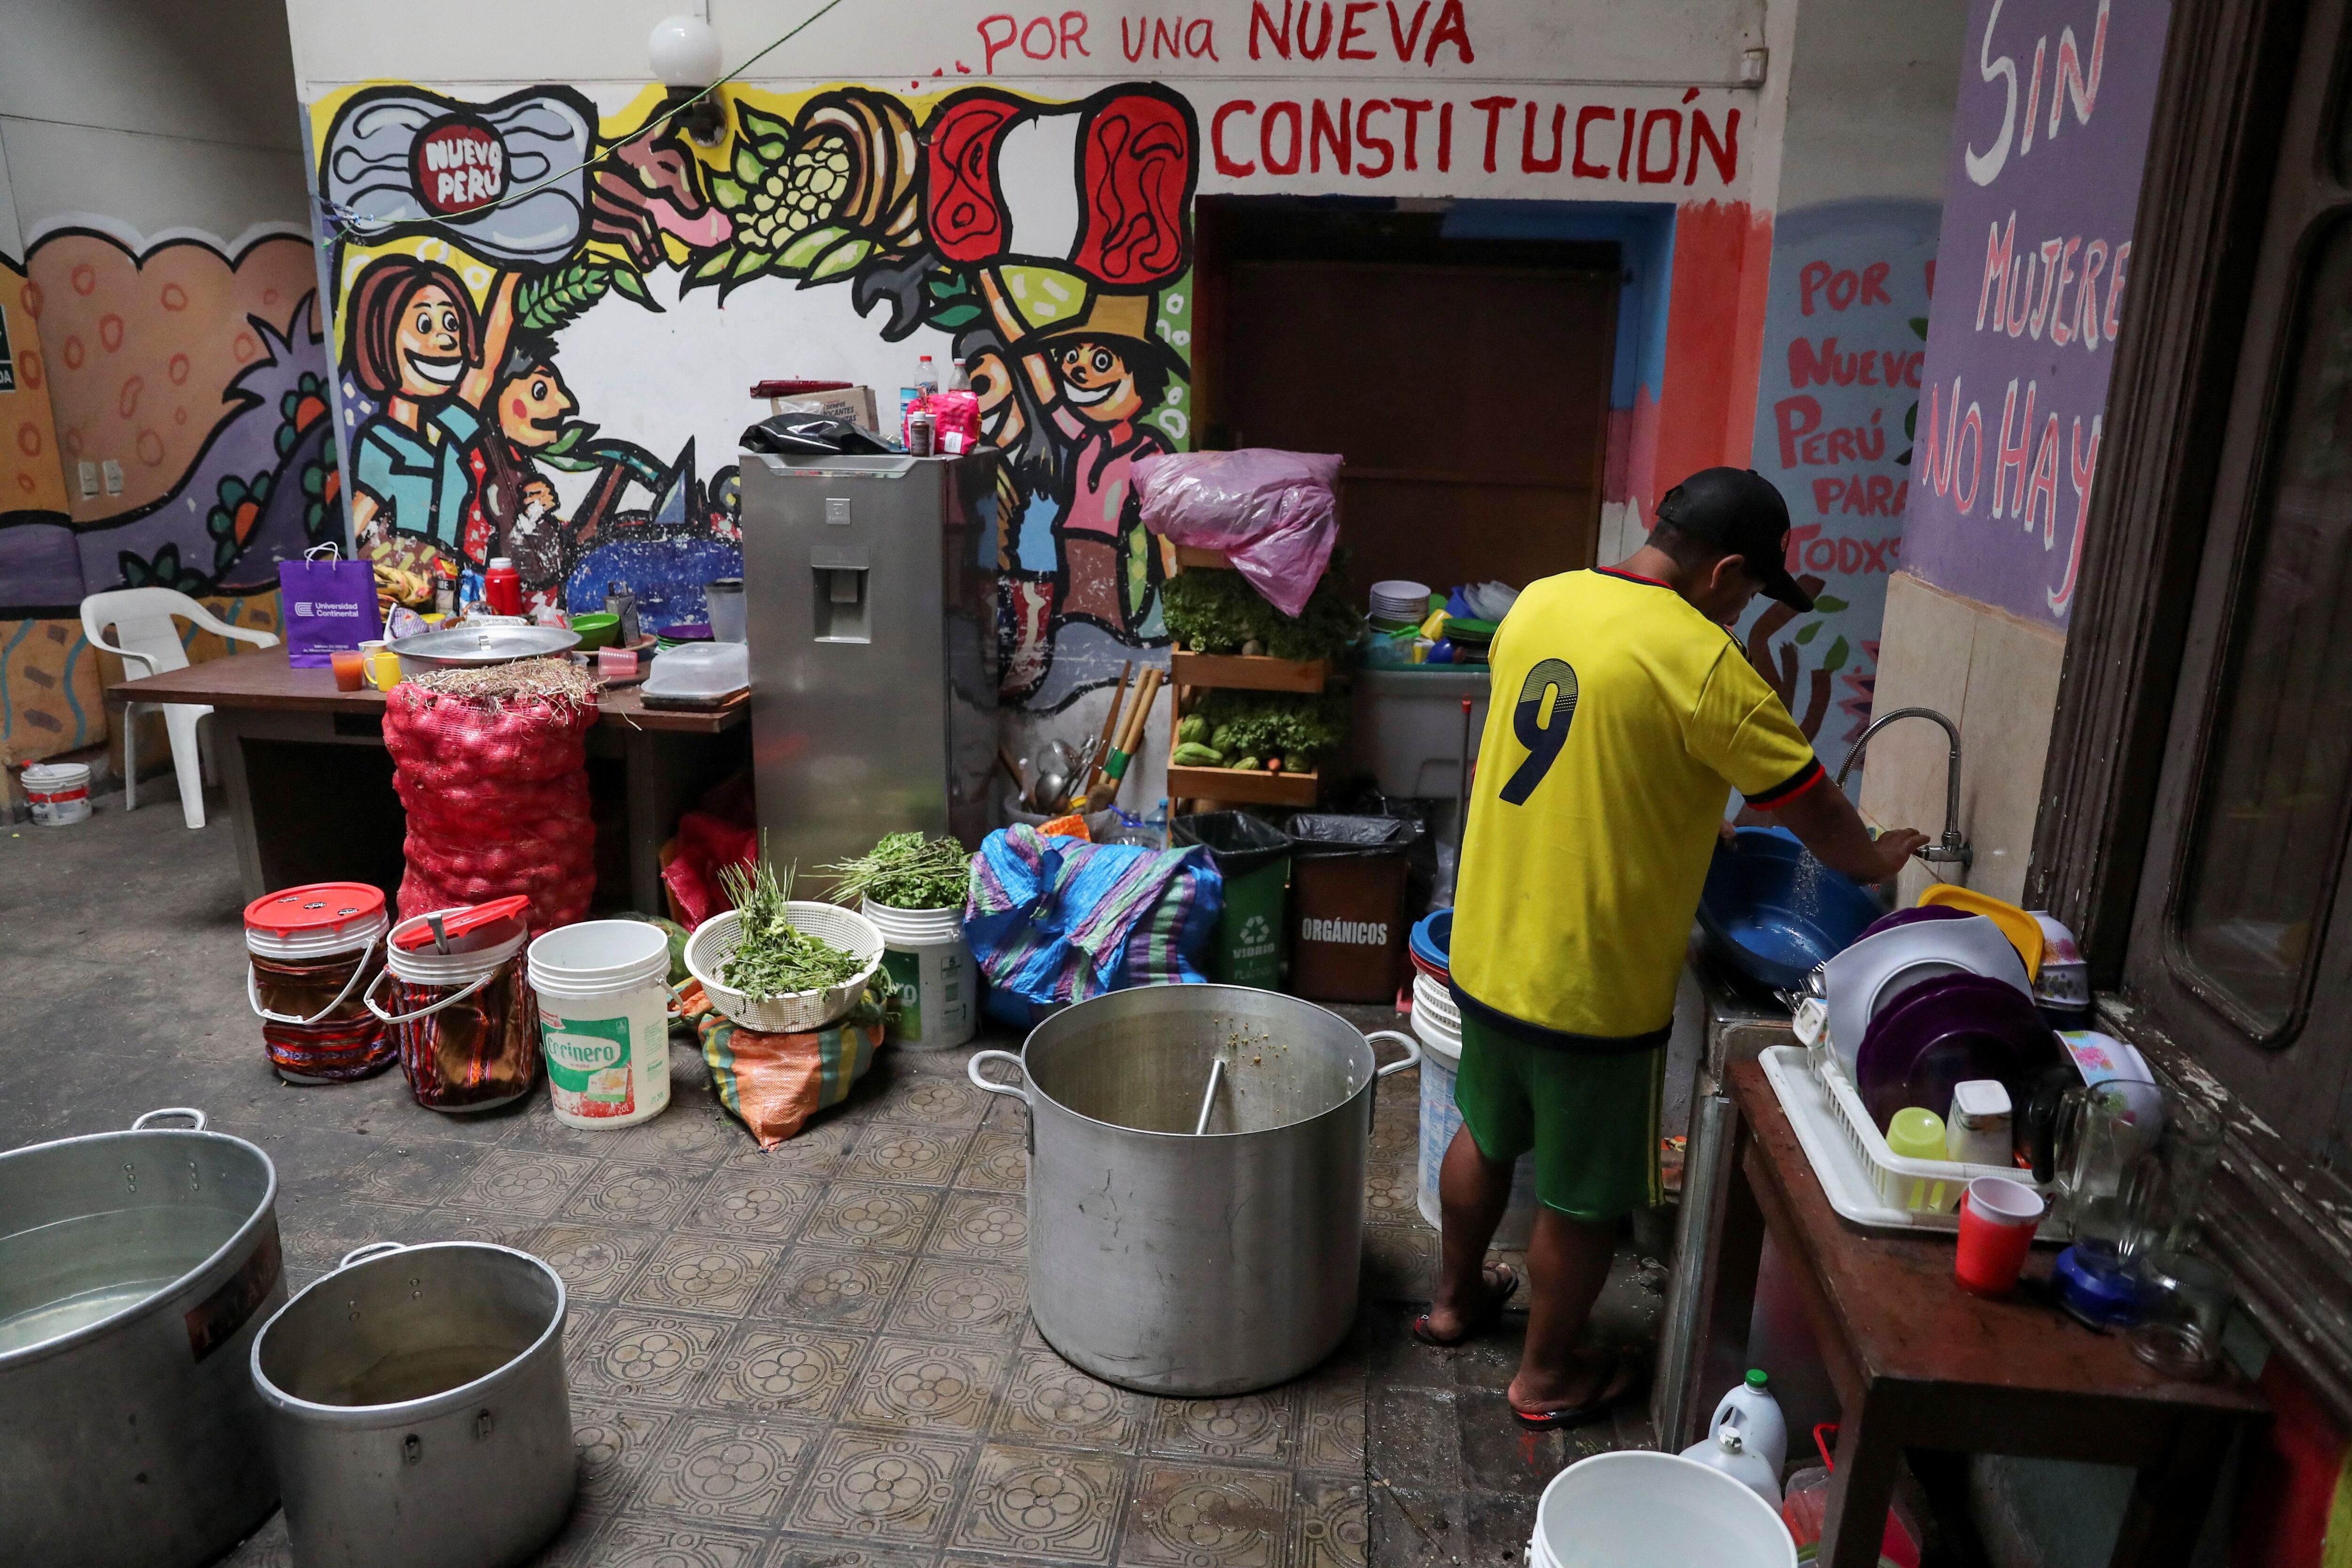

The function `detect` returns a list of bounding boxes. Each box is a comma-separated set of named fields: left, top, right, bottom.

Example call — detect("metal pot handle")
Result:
left=1364, top=1030, right=1423, bottom=1078
left=967, top=1049, right=1027, bottom=1099
left=131, top=1107, right=208, bottom=1132
left=247, top=932, right=384, bottom=1025
left=362, top=961, right=497, bottom=1025
left=340, top=1241, right=408, bottom=1270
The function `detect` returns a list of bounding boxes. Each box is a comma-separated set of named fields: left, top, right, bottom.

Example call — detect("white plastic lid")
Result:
left=643, top=640, right=749, bottom=699
left=490, top=557, right=514, bottom=569
left=21, top=762, right=90, bottom=783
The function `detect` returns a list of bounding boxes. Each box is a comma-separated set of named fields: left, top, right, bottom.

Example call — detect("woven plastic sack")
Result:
left=1134, top=448, right=1342, bottom=618
left=964, top=823, right=1222, bottom=1028
left=382, top=685, right=598, bottom=932
left=677, top=979, right=882, bottom=1147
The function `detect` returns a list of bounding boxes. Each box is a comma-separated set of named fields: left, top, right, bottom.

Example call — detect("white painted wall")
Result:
left=1777, top=0, right=1966, bottom=208
left=0, top=0, right=309, bottom=237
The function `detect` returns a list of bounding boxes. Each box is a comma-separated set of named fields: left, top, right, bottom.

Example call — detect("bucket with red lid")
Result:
left=246, top=883, right=393, bottom=1083
left=366, top=899, right=540, bottom=1114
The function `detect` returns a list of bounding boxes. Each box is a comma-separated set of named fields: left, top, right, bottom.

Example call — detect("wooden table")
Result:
left=1697, top=1060, right=2266, bottom=1568
left=108, top=647, right=748, bottom=913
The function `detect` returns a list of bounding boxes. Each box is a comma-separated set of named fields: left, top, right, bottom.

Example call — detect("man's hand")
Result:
left=1772, top=774, right=1932, bottom=886
left=1860, top=827, right=1931, bottom=883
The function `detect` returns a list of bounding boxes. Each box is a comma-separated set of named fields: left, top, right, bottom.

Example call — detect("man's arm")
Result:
left=1769, top=775, right=1928, bottom=884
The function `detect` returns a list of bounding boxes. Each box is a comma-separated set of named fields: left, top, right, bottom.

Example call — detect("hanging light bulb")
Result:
left=647, top=16, right=727, bottom=143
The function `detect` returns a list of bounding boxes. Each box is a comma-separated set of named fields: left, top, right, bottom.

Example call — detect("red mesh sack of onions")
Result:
left=382, top=660, right=600, bottom=932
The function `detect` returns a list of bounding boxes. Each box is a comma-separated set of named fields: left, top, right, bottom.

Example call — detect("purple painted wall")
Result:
left=1905, top=0, right=2167, bottom=627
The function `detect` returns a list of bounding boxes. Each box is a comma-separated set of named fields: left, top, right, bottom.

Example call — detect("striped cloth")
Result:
left=965, top=824, right=1222, bottom=1027
left=677, top=979, right=882, bottom=1148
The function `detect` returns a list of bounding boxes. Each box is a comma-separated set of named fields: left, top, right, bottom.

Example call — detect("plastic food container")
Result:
left=643, top=641, right=748, bottom=700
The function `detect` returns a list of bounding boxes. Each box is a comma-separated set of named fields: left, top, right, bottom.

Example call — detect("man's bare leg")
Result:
left=1510, top=1206, right=1633, bottom=1413
left=1423, top=1123, right=1515, bottom=1341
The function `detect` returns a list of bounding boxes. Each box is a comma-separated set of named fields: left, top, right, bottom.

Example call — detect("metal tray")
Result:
left=390, top=624, right=579, bottom=671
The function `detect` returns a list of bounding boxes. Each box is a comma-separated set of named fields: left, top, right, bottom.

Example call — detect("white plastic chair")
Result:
left=81, top=588, right=280, bottom=829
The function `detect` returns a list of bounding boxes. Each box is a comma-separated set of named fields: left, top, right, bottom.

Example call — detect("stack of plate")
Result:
left=1369, top=580, right=1432, bottom=628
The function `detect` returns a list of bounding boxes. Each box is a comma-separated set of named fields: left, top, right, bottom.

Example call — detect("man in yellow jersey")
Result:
left=1416, top=467, right=1927, bottom=1431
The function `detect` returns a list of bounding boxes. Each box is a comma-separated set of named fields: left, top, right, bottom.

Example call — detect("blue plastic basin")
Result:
left=1698, top=827, right=1881, bottom=994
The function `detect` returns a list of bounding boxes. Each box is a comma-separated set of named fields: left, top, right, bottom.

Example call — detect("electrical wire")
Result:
left=326, top=0, right=854, bottom=242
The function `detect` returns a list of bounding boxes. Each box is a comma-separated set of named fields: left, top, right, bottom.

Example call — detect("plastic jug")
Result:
left=1709, top=1369, right=1788, bottom=1481
left=1678, top=1425, right=1782, bottom=1508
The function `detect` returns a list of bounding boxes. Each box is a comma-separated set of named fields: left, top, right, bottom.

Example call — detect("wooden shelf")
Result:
left=1169, top=651, right=1326, bottom=693
left=1165, top=765, right=1320, bottom=807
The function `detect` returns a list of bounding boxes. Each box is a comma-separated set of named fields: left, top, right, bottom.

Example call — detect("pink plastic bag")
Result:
left=1134, top=449, right=1342, bottom=618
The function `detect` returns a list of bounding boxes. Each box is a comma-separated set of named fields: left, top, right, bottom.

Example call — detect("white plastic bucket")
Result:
left=22, top=762, right=91, bottom=826
left=1413, top=972, right=1541, bottom=1247
left=862, top=899, right=976, bottom=1050
left=1532, top=1451, right=1797, bottom=1568
left=527, top=921, right=673, bottom=1129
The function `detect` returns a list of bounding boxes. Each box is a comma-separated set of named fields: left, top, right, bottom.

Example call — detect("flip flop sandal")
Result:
left=1410, top=1265, right=1521, bottom=1348
left=1509, top=1353, right=1645, bottom=1432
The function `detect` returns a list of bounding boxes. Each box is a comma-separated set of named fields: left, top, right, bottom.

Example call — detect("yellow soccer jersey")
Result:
left=1451, top=567, right=1824, bottom=1050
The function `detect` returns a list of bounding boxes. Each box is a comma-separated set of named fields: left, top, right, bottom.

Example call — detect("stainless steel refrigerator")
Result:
left=739, top=452, right=999, bottom=877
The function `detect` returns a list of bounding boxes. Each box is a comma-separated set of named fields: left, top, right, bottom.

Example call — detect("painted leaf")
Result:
left=1814, top=594, right=1848, bottom=613
left=709, top=175, right=747, bottom=208
left=1904, top=403, right=1918, bottom=439
left=731, top=142, right=766, bottom=188
left=684, top=247, right=739, bottom=289
left=735, top=104, right=794, bottom=145
left=928, top=302, right=983, bottom=330
left=806, top=236, right=873, bottom=282
left=1909, top=316, right=1929, bottom=341
left=779, top=225, right=847, bottom=270
left=730, top=247, right=773, bottom=280
left=1793, top=621, right=1820, bottom=645
left=1822, top=636, right=1851, bottom=673
left=607, top=268, right=662, bottom=311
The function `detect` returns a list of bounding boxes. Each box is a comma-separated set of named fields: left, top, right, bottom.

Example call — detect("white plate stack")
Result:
left=1369, top=580, right=1432, bottom=626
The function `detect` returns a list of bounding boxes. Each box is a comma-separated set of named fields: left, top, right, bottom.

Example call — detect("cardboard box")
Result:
left=765, top=386, right=879, bottom=435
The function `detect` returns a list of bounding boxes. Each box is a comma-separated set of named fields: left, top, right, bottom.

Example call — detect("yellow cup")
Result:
left=360, top=641, right=400, bottom=692
left=1886, top=1106, right=1950, bottom=1211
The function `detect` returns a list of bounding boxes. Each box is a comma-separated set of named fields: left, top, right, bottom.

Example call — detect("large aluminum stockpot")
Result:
left=252, top=1240, right=575, bottom=1568
left=969, top=984, right=1419, bottom=1395
left=0, top=1108, right=285, bottom=1568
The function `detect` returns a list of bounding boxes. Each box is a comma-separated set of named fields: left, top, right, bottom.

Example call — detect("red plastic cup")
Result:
left=329, top=649, right=367, bottom=692
left=1955, top=1176, right=2044, bottom=1295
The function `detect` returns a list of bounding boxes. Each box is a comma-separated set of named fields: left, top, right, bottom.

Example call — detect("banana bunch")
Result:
left=372, top=558, right=434, bottom=608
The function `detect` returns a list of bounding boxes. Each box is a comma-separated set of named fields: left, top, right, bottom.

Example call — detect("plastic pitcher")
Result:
left=1680, top=1426, right=1782, bottom=1508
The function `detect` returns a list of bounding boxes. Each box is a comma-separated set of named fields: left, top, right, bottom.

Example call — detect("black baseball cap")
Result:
left=1653, top=468, right=1812, bottom=613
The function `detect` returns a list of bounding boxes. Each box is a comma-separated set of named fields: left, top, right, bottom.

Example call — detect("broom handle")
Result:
left=1085, top=661, right=1134, bottom=794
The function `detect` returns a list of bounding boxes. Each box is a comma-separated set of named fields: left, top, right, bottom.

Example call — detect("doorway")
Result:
left=1193, top=199, right=1620, bottom=593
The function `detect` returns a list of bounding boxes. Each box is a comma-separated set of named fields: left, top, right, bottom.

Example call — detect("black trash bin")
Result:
left=1172, top=812, right=1294, bottom=988
left=1285, top=813, right=1414, bottom=1003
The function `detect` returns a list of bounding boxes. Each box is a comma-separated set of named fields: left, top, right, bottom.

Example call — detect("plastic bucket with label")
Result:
left=245, top=883, right=392, bottom=1083
left=22, top=762, right=92, bottom=826
left=527, top=921, right=673, bottom=1129
left=368, top=907, right=537, bottom=1114
left=862, top=899, right=976, bottom=1050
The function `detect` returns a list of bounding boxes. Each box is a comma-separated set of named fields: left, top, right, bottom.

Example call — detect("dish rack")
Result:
left=685, top=902, right=884, bottom=1032
left=1761, top=1044, right=2063, bottom=1239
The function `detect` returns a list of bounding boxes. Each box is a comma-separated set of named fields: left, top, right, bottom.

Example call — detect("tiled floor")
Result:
left=0, top=796, right=1659, bottom=1568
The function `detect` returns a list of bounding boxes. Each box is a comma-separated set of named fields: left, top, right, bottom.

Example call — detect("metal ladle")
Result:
left=1194, top=1058, right=1224, bottom=1135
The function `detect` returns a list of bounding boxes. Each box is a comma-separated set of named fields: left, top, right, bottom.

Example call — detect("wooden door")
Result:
left=1213, top=254, right=1617, bottom=593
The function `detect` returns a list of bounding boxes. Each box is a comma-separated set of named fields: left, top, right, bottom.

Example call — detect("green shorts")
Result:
left=1451, top=1014, right=1665, bottom=1222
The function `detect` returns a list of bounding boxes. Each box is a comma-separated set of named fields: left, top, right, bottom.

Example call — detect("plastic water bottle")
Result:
left=1678, top=1425, right=1782, bottom=1507
left=1709, top=1369, right=1788, bottom=1480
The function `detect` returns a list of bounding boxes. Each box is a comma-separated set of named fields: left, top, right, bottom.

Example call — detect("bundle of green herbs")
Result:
left=716, top=857, right=865, bottom=1001
left=1161, top=557, right=1363, bottom=663
left=821, top=831, right=973, bottom=911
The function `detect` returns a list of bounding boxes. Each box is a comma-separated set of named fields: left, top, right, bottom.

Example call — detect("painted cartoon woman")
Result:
left=341, top=255, right=518, bottom=565
left=467, top=334, right=577, bottom=607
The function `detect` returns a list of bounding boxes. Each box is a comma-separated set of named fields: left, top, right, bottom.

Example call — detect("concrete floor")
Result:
left=0, top=792, right=1661, bottom=1568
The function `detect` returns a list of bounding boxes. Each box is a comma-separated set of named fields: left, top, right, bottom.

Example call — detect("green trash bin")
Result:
left=1173, top=812, right=1295, bottom=989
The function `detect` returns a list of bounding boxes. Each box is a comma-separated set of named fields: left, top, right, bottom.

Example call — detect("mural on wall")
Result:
left=1907, top=0, right=2160, bottom=626
left=314, top=80, right=1197, bottom=706
left=0, top=228, right=331, bottom=764
left=1740, top=198, right=1940, bottom=788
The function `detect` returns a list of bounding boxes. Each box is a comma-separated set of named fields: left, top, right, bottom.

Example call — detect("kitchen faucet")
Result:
left=1833, top=706, right=1972, bottom=868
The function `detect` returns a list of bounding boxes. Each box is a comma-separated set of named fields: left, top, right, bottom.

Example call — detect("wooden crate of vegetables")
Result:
left=1162, top=553, right=1360, bottom=813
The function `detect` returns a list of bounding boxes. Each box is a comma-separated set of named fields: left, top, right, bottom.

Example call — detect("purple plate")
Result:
left=1856, top=974, right=2058, bottom=1133
left=1856, top=904, right=1973, bottom=942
